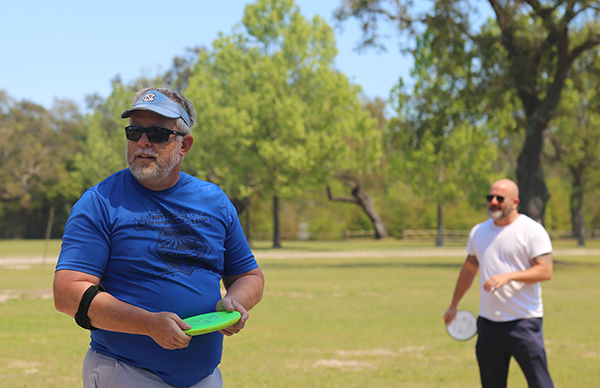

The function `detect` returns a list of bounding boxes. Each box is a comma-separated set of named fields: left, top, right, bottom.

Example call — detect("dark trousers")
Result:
left=475, top=317, right=554, bottom=388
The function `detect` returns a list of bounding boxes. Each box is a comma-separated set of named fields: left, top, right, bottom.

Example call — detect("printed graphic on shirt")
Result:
left=134, top=211, right=216, bottom=276
left=134, top=211, right=212, bottom=229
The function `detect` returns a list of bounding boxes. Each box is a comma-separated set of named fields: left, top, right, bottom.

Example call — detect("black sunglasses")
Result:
left=125, top=126, right=186, bottom=143
left=486, top=195, right=505, bottom=203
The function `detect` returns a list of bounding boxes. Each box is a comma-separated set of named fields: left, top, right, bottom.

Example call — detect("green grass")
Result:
left=1, top=250, right=599, bottom=387
left=250, top=238, right=600, bottom=251
left=1, top=237, right=599, bottom=258
left=0, top=263, right=90, bottom=388
left=0, top=239, right=63, bottom=258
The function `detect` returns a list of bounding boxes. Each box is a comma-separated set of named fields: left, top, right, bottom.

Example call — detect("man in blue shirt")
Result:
left=53, top=87, right=264, bottom=388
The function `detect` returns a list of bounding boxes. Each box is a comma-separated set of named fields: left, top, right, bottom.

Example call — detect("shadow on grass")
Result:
left=554, top=259, right=600, bottom=267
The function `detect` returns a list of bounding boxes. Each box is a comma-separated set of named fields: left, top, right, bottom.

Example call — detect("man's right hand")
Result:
left=146, top=312, right=192, bottom=350
left=443, top=307, right=457, bottom=326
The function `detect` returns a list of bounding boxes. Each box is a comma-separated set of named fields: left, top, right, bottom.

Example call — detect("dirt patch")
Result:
left=313, top=359, right=375, bottom=371
left=336, top=346, right=427, bottom=358
left=309, top=346, right=428, bottom=371
left=336, top=349, right=400, bottom=357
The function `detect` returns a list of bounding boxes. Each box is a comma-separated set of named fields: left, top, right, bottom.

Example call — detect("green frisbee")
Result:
left=183, top=311, right=241, bottom=336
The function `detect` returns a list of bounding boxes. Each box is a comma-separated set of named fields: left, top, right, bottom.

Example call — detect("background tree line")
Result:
left=1, top=0, right=599, bottom=247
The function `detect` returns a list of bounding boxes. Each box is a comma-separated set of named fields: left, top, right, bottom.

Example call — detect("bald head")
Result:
left=488, top=179, right=520, bottom=225
left=491, top=179, right=519, bottom=199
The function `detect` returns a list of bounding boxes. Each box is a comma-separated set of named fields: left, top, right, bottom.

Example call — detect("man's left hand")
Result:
left=215, top=297, right=249, bottom=336
left=483, top=273, right=512, bottom=293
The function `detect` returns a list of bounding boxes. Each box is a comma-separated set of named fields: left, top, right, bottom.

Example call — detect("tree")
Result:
left=0, top=91, right=84, bottom=238
left=385, top=23, right=501, bottom=245
left=547, top=47, right=600, bottom=246
left=185, top=0, right=381, bottom=247
left=326, top=96, right=389, bottom=239
left=70, top=79, right=130, bottom=191
left=335, top=0, right=600, bottom=224
left=163, top=46, right=206, bottom=92
left=0, top=96, right=52, bottom=203
left=326, top=173, right=388, bottom=239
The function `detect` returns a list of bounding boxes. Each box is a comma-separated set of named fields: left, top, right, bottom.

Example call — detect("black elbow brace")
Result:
left=75, top=285, right=105, bottom=330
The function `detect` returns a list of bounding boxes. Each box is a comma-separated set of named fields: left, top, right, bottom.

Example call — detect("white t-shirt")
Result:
left=467, top=214, right=552, bottom=322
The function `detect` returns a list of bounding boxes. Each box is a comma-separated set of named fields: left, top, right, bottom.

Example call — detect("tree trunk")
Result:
left=327, top=180, right=388, bottom=239
left=436, top=203, right=444, bottom=247
left=516, top=121, right=550, bottom=224
left=230, top=197, right=252, bottom=245
left=243, top=197, right=251, bottom=245
left=272, top=194, right=282, bottom=248
left=43, top=206, right=55, bottom=264
left=570, top=170, right=586, bottom=247
left=497, top=3, right=571, bottom=227
left=354, top=186, right=388, bottom=239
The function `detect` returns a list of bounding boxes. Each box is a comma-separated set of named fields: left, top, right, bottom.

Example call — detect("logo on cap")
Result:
left=142, top=93, right=156, bottom=102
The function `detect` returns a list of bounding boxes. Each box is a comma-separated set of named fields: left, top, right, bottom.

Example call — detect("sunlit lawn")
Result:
left=2, top=237, right=598, bottom=258
left=1, top=243, right=599, bottom=387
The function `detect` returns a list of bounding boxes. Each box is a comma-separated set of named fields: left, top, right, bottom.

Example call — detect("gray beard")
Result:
left=488, top=209, right=503, bottom=221
left=126, top=146, right=181, bottom=185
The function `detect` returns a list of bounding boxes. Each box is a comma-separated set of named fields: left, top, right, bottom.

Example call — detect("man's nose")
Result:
left=138, top=132, right=152, bottom=146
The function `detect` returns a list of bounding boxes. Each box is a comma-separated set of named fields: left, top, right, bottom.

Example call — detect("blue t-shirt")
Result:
left=56, top=169, right=258, bottom=387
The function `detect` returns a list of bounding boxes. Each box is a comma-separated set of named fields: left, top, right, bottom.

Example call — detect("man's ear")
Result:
left=180, top=135, right=194, bottom=156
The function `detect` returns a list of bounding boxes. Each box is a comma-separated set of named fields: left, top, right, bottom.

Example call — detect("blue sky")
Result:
left=1, top=0, right=412, bottom=112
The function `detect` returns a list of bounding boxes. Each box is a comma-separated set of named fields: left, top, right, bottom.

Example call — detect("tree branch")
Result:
left=568, top=38, right=600, bottom=65
left=326, top=186, right=359, bottom=204
left=523, top=0, right=556, bottom=20
left=0, top=148, right=49, bottom=202
left=545, top=131, right=569, bottom=162
left=487, top=0, right=507, bottom=31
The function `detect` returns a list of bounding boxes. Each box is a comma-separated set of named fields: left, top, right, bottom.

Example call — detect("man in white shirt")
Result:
left=444, top=179, right=554, bottom=388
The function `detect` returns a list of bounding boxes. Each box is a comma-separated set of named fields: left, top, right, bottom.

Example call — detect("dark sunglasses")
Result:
left=486, top=195, right=505, bottom=203
left=124, top=126, right=186, bottom=143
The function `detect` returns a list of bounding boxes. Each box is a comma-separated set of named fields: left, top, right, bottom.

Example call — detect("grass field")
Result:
left=1, top=240, right=599, bottom=387
left=2, top=237, right=600, bottom=258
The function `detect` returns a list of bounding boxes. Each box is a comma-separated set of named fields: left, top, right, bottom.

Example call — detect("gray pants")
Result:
left=82, top=348, right=223, bottom=388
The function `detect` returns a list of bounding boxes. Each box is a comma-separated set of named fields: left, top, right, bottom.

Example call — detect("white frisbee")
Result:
left=446, top=310, right=478, bottom=341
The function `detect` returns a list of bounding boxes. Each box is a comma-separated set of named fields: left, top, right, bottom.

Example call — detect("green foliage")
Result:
left=184, top=0, right=381, bottom=202
left=545, top=175, right=572, bottom=232
left=388, top=25, right=501, bottom=221
left=2, top=1, right=600, bottom=241
left=242, top=178, right=488, bottom=240
left=585, top=190, right=600, bottom=230
left=544, top=45, right=600, bottom=234
left=336, top=0, right=600, bottom=223
left=69, top=80, right=131, bottom=190
left=0, top=95, right=85, bottom=238
left=0, top=100, right=58, bottom=202
left=553, top=73, right=600, bottom=186
left=379, top=180, right=436, bottom=236
left=246, top=185, right=380, bottom=239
